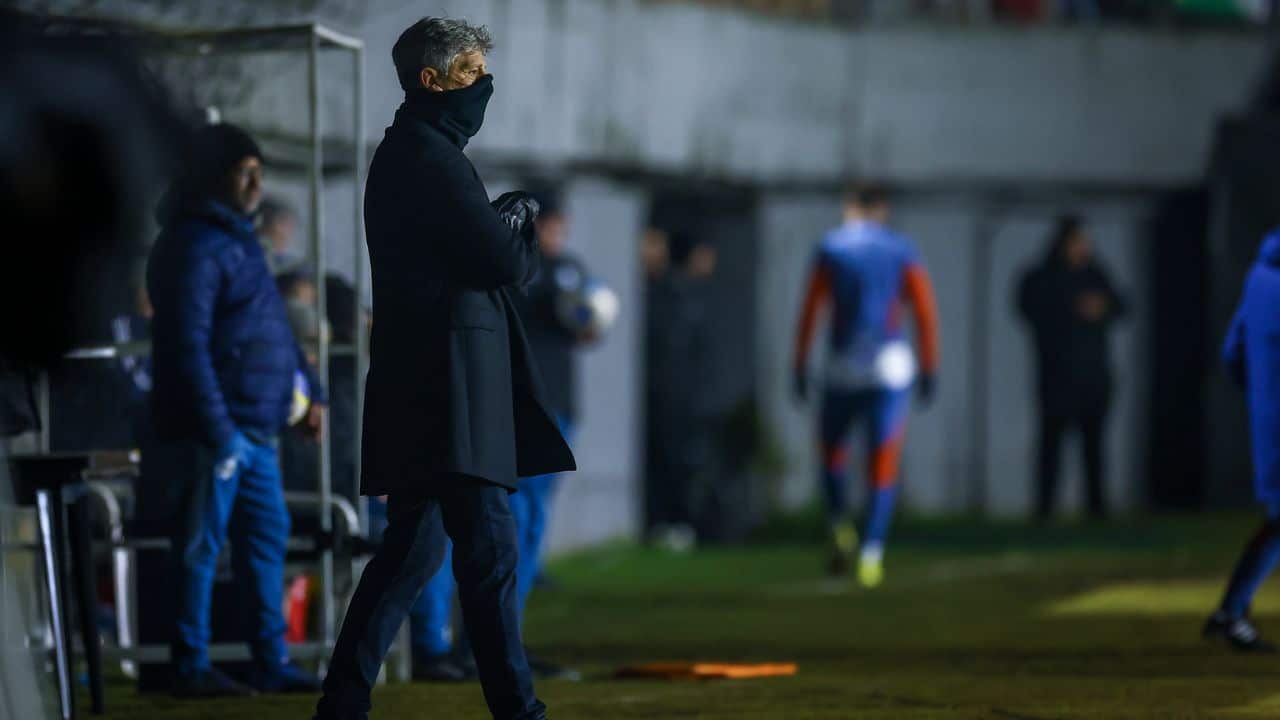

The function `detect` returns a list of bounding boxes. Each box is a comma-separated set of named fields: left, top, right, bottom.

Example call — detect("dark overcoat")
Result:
left=360, top=102, right=575, bottom=495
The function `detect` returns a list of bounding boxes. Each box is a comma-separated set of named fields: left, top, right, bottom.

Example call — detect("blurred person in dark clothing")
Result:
left=258, top=196, right=303, bottom=275
left=314, top=18, right=573, bottom=720
left=508, top=185, right=596, bottom=677
left=511, top=186, right=591, bottom=594
left=1016, top=215, right=1127, bottom=520
left=644, top=230, right=718, bottom=546
left=146, top=123, right=326, bottom=697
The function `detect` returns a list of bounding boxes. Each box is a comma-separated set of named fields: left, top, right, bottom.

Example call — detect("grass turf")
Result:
left=90, top=513, right=1280, bottom=719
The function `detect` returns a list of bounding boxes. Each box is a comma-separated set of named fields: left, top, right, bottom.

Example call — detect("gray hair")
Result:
left=392, top=17, right=493, bottom=92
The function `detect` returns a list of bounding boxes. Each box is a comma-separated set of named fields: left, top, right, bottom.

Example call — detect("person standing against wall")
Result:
left=644, top=231, right=718, bottom=548
left=1016, top=214, right=1127, bottom=521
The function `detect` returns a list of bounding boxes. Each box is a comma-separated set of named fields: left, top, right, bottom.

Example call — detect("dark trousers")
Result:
left=1036, top=405, right=1107, bottom=519
left=315, top=479, right=543, bottom=720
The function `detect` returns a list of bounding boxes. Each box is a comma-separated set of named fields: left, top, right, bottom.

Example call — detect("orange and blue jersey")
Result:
left=793, top=219, right=940, bottom=528
left=793, top=219, right=939, bottom=391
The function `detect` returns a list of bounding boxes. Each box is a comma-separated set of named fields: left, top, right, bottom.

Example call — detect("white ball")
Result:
left=583, top=283, right=619, bottom=334
left=874, top=340, right=917, bottom=391
left=556, top=281, right=620, bottom=337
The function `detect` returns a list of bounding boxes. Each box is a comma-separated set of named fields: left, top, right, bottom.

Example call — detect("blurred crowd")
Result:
left=663, top=0, right=1276, bottom=24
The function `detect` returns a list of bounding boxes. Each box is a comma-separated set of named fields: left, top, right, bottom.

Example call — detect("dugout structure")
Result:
left=23, top=17, right=369, bottom=676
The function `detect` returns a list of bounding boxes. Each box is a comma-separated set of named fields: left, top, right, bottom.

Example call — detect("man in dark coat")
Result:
left=314, top=18, right=574, bottom=720
left=644, top=231, right=718, bottom=540
left=1016, top=215, right=1127, bottom=520
left=147, top=123, right=325, bottom=697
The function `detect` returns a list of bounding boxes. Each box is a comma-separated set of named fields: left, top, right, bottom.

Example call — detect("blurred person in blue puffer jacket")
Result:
left=1205, top=230, right=1280, bottom=654
left=145, top=123, right=325, bottom=698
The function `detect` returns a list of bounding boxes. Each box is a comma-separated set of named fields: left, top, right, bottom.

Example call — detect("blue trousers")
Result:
left=317, top=480, right=543, bottom=720
left=819, top=387, right=911, bottom=517
left=159, top=437, right=290, bottom=677
left=1220, top=503, right=1280, bottom=618
left=389, top=418, right=572, bottom=658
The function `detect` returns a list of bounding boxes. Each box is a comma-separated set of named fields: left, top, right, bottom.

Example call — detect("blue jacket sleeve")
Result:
left=174, top=247, right=238, bottom=449
left=1224, top=307, right=1247, bottom=388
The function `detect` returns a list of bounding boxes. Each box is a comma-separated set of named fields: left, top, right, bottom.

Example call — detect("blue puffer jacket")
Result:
left=1224, top=230, right=1280, bottom=504
left=148, top=195, right=323, bottom=449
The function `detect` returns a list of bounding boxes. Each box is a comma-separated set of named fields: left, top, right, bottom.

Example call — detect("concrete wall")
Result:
left=26, top=1, right=1270, bottom=185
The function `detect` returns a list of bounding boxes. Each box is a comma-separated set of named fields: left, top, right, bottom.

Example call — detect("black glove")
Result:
left=916, top=373, right=937, bottom=407
left=490, top=191, right=540, bottom=234
left=793, top=367, right=809, bottom=404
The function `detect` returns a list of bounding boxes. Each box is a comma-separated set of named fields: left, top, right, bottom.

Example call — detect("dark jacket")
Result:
left=148, top=196, right=322, bottom=449
left=513, top=253, right=587, bottom=422
left=645, top=272, right=715, bottom=469
left=1224, top=230, right=1280, bottom=503
left=360, top=92, right=575, bottom=495
left=1016, top=253, right=1126, bottom=414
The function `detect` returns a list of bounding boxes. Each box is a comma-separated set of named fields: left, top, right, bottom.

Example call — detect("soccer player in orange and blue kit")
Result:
left=792, top=184, right=940, bottom=586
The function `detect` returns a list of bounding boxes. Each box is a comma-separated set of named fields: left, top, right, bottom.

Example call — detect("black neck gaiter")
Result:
left=400, top=74, right=494, bottom=149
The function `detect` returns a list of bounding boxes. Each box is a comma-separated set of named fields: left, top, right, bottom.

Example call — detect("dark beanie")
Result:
left=185, top=122, right=261, bottom=191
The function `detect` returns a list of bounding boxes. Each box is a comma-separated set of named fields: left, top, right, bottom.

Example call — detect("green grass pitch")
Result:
left=88, top=513, right=1280, bottom=719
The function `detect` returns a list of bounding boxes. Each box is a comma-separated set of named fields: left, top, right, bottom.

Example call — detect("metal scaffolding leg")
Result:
left=308, top=25, right=337, bottom=665
left=353, top=43, right=369, bottom=536
left=36, top=488, right=73, bottom=720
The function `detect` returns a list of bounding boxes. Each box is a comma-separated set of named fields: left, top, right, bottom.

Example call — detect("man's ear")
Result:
left=419, top=67, right=442, bottom=92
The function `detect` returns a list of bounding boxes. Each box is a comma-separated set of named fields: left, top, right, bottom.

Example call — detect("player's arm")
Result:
left=901, top=261, right=941, bottom=400
left=1223, top=307, right=1247, bottom=388
left=792, top=258, right=831, bottom=401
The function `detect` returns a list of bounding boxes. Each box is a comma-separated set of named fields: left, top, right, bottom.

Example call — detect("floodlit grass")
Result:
left=92, top=512, right=1280, bottom=719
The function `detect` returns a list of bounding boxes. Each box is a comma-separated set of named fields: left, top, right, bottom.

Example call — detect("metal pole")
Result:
left=309, top=26, right=337, bottom=657
left=352, top=44, right=370, bottom=534
left=36, top=488, right=73, bottom=720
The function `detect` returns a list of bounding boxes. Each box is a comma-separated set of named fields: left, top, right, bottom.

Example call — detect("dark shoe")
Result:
left=412, top=654, right=475, bottom=683
left=171, top=666, right=256, bottom=698
left=1204, top=611, right=1279, bottom=653
left=248, top=661, right=322, bottom=694
left=526, top=652, right=582, bottom=682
